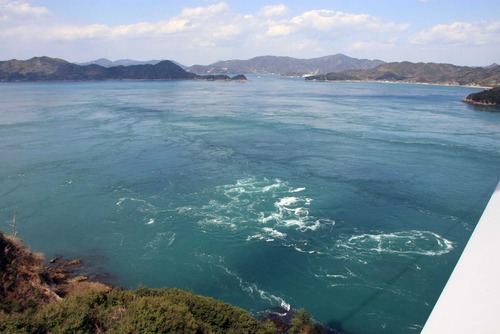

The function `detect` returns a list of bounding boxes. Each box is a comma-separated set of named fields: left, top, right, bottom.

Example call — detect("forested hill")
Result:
left=306, top=61, right=500, bottom=87
left=187, top=54, right=385, bottom=76
left=0, top=57, right=246, bottom=82
left=464, top=87, right=500, bottom=107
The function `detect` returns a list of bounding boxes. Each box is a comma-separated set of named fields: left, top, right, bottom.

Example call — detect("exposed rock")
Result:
left=67, top=275, right=88, bottom=283
left=49, top=256, right=60, bottom=263
left=67, top=259, right=81, bottom=266
left=0, top=233, right=61, bottom=311
left=0, top=232, right=113, bottom=312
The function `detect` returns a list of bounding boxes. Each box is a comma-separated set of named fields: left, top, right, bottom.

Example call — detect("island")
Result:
left=463, top=87, right=500, bottom=107
left=0, top=57, right=247, bottom=82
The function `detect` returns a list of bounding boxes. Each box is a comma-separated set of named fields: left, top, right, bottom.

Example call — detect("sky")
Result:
left=1, top=0, right=499, bottom=66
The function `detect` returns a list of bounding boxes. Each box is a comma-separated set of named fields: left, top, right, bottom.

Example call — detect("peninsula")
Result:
left=305, top=61, right=500, bottom=87
left=463, top=87, right=500, bottom=107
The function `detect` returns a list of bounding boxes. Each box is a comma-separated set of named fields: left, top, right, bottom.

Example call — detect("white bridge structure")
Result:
left=422, top=181, right=500, bottom=333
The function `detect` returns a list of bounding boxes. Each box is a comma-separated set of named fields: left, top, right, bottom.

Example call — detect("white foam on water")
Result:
left=294, top=246, right=316, bottom=254
left=276, top=196, right=302, bottom=207
left=262, top=227, right=287, bottom=239
left=116, top=196, right=158, bottom=214
left=177, top=206, right=193, bottom=214
left=174, top=177, right=337, bottom=255
left=220, top=263, right=291, bottom=312
left=199, top=215, right=237, bottom=229
left=144, top=231, right=176, bottom=249
left=246, top=234, right=265, bottom=241
left=263, top=183, right=281, bottom=192
left=315, top=273, right=347, bottom=279
left=141, top=231, right=176, bottom=259
left=340, top=230, right=454, bottom=257
left=258, top=212, right=280, bottom=224
left=246, top=233, right=275, bottom=242
left=314, top=266, right=358, bottom=284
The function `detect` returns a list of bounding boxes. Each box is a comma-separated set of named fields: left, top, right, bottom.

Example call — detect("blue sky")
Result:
left=1, top=0, right=499, bottom=66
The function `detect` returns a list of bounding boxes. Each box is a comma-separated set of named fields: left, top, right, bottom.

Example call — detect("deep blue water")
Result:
left=1, top=77, right=499, bottom=333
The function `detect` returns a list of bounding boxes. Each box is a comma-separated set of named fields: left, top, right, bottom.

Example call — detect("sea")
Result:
left=1, top=77, right=499, bottom=333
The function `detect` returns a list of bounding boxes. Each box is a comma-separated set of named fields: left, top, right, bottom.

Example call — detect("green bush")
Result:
left=289, top=308, right=312, bottom=334
left=0, top=287, right=278, bottom=334
left=114, top=296, right=199, bottom=333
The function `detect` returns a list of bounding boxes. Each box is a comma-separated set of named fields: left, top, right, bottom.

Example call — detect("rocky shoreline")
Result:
left=0, top=232, right=338, bottom=333
left=43, top=256, right=111, bottom=298
left=463, top=87, right=500, bottom=108
left=463, top=98, right=498, bottom=107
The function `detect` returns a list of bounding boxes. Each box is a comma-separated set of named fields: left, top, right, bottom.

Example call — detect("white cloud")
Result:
left=0, top=2, right=400, bottom=44
left=289, top=9, right=403, bottom=33
left=265, top=24, right=295, bottom=37
left=0, top=0, right=50, bottom=21
left=6, top=1, right=496, bottom=66
left=0, top=2, right=236, bottom=42
left=0, top=2, right=415, bottom=64
left=2, top=4, right=405, bottom=45
left=349, top=41, right=372, bottom=50
left=53, top=24, right=108, bottom=40
left=180, top=2, right=229, bottom=18
left=0, top=18, right=191, bottom=41
left=411, top=20, right=500, bottom=45
left=259, top=4, right=288, bottom=17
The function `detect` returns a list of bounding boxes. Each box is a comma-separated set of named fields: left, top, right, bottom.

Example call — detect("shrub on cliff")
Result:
left=0, top=287, right=278, bottom=334
left=0, top=231, right=331, bottom=334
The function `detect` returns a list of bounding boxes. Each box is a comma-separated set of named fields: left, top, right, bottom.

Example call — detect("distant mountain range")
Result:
left=0, top=57, right=245, bottom=82
left=78, top=58, right=187, bottom=69
left=78, top=58, right=164, bottom=68
left=186, top=54, right=385, bottom=76
left=306, top=62, right=500, bottom=87
left=1, top=56, right=499, bottom=86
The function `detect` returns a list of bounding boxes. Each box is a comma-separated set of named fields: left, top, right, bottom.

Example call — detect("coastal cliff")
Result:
left=0, top=232, right=329, bottom=333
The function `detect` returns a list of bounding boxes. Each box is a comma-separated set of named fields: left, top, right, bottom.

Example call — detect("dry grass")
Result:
left=0, top=232, right=108, bottom=313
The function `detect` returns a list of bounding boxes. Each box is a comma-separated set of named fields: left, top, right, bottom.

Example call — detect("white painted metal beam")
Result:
left=422, top=181, right=500, bottom=333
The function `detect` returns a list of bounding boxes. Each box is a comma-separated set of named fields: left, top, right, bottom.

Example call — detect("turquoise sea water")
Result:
left=1, top=77, right=499, bottom=333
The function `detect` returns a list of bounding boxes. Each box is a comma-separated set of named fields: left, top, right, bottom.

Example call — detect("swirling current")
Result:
left=1, top=78, right=499, bottom=333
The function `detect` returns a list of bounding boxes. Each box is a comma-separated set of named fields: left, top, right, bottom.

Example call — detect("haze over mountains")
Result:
left=185, top=54, right=385, bottom=76
left=80, top=54, right=384, bottom=76
left=78, top=58, right=166, bottom=68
